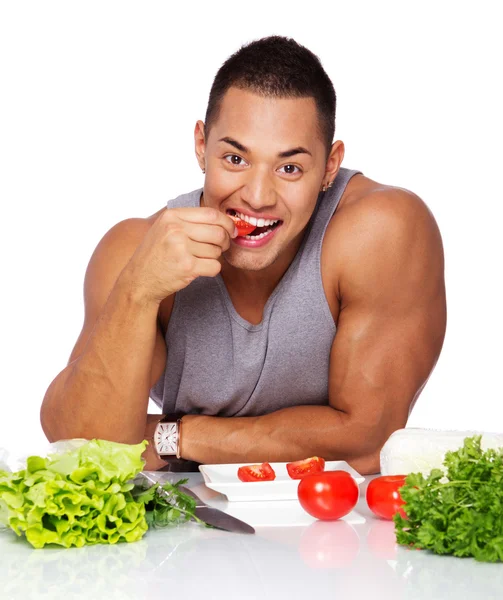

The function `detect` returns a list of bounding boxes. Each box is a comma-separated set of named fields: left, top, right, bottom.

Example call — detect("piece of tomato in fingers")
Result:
left=229, top=214, right=257, bottom=236
left=237, top=462, right=276, bottom=482
left=286, top=456, right=326, bottom=480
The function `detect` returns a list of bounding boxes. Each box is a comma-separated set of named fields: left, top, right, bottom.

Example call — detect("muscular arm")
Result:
left=40, top=217, right=168, bottom=446
left=178, top=189, right=446, bottom=474
left=40, top=206, right=236, bottom=471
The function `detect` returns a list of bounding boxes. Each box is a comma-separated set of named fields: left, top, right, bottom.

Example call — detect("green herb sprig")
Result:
left=394, top=435, right=503, bottom=562
left=132, top=478, right=209, bottom=528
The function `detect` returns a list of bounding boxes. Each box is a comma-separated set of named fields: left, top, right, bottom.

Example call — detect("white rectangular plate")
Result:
left=199, top=461, right=364, bottom=502
left=205, top=497, right=366, bottom=528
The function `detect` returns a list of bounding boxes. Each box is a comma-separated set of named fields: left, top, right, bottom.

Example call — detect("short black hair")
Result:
left=204, top=36, right=336, bottom=161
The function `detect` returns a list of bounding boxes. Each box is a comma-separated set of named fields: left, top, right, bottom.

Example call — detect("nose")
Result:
left=240, top=168, right=277, bottom=211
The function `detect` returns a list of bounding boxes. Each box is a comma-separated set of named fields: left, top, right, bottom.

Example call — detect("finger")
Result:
left=170, top=207, right=237, bottom=239
left=192, top=257, right=222, bottom=278
left=188, top=239, right=223, bottom=260
left=184, top=222, right=232, bottom=251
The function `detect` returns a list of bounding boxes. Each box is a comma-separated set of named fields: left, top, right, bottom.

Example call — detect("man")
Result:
left=40, top=36, right=446, bottom=475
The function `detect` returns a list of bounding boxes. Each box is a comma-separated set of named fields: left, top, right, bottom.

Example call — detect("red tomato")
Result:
left=229, top=215, right=256, bottom=236
left=237, top=462, right=276, bottom=482
left=297, top=470, right=359, bottom=521
left=366, top=475, right=407, bottom=520
left=286, top=456, right=326, bottom=479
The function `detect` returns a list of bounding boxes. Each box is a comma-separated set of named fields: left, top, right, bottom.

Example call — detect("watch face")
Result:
left=155, top=422, right=177, bottom=455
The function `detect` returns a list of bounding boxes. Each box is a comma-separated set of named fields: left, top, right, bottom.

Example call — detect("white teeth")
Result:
left=244, top=228, right=275, bottom=240
left=237, top=211, right=279, bottom=226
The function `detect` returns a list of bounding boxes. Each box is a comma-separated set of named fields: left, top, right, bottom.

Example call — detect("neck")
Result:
left=220, top=233, right=303, bottom=303
left=220, top=262, right=280, bottom=304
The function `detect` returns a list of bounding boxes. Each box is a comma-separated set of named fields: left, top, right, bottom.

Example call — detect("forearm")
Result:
left=41, top=274, right=160, bottom=443
left=180, top=405, right=381, bottom=475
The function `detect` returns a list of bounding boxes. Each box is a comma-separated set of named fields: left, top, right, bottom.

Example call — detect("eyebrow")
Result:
left=218, top=136, right=312, bottom=159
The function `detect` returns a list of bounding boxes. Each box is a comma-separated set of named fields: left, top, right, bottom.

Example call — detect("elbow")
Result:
left=40, top=398, right=145, bottom=446
left=327, top=408, right=401, bottom=475
left=40, top=369, right=73, bottom=442
left=348, top=450, right=381, bottom=475
left=342, top=424, right=382, bottom=475
left=40, top=396, right=71, bottom=444
left=346, top=416, right=408, bottom=475
left=40, top=389, right=59, bottom=443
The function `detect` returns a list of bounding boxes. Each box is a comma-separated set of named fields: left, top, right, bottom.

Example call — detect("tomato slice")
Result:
left=366, top=475, right=407, bottom=520
left=237, top=462, right=276, bottom=482
left=229, top=214, right=256, bottom=236
left=286, top=456, right=326, bottom=480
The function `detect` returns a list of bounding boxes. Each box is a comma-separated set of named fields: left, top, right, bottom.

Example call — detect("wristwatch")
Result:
left=153, top=415, right=183, bottom=459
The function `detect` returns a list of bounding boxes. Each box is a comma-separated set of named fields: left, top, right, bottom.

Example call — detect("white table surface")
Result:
left=1, top=472, right=501, bottom=600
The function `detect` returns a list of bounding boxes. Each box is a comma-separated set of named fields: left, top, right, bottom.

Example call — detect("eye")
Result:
left=224, top=155, right=247, bottom=166
left=279, top=164, right=302, bottom=175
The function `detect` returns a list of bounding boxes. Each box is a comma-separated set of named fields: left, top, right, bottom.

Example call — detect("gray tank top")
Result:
left=150, top=167, right=362, bottom=416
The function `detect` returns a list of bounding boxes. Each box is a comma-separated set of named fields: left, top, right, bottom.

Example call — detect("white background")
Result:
left=0, top=1, right=501, bottom=461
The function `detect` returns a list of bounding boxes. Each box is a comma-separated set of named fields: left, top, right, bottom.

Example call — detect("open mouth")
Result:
left=227, top=209, right=282, bottom=240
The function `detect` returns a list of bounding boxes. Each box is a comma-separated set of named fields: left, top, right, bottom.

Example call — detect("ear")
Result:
left=194, top=120, right=206, bottom=171
left=323, top=140, right=345, bottom=183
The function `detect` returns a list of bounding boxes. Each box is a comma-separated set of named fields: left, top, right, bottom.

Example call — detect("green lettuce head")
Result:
left=0, top=439, right=148, bottom=549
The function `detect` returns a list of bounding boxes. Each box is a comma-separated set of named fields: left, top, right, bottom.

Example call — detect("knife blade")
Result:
left=191, top=505, right=256, bottom=534
left=137, top=473, right=255, bottom=535
left=177, top=484, right=255, bottom=534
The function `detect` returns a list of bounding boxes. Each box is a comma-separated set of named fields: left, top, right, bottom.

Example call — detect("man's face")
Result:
left=199, top=87, right=329, bottom=272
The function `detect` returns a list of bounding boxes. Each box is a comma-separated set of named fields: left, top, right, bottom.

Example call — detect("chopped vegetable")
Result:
left=237, top=462, right=276, bottom=482
left=286, top=456, right=325, bottom=479
left=394, top=435, right=503, bottom=562
left=229, top=214, right=256, bottom=236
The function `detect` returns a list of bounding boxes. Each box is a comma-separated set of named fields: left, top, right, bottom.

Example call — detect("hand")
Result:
left=124, top=207, right=237, bottom=304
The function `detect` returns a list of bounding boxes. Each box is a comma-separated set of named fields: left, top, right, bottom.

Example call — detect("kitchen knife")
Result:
left=138, top=472, right=255, bottom=535
left=178, top=484, right=255, bottom=534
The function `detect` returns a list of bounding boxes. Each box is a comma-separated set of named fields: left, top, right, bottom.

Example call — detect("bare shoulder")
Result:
left=81, top=208, right=167, bottom=316
left=94, top=208, right=164, bottom=250
left=333, top=174, right=440, bottom=244
left=85, top=208, right=164, bottom=275
left=323, top=174, right=444, bottom=303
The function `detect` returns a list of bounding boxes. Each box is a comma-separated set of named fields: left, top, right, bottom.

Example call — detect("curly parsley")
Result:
left=394, top=435, right=503, bottom=562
